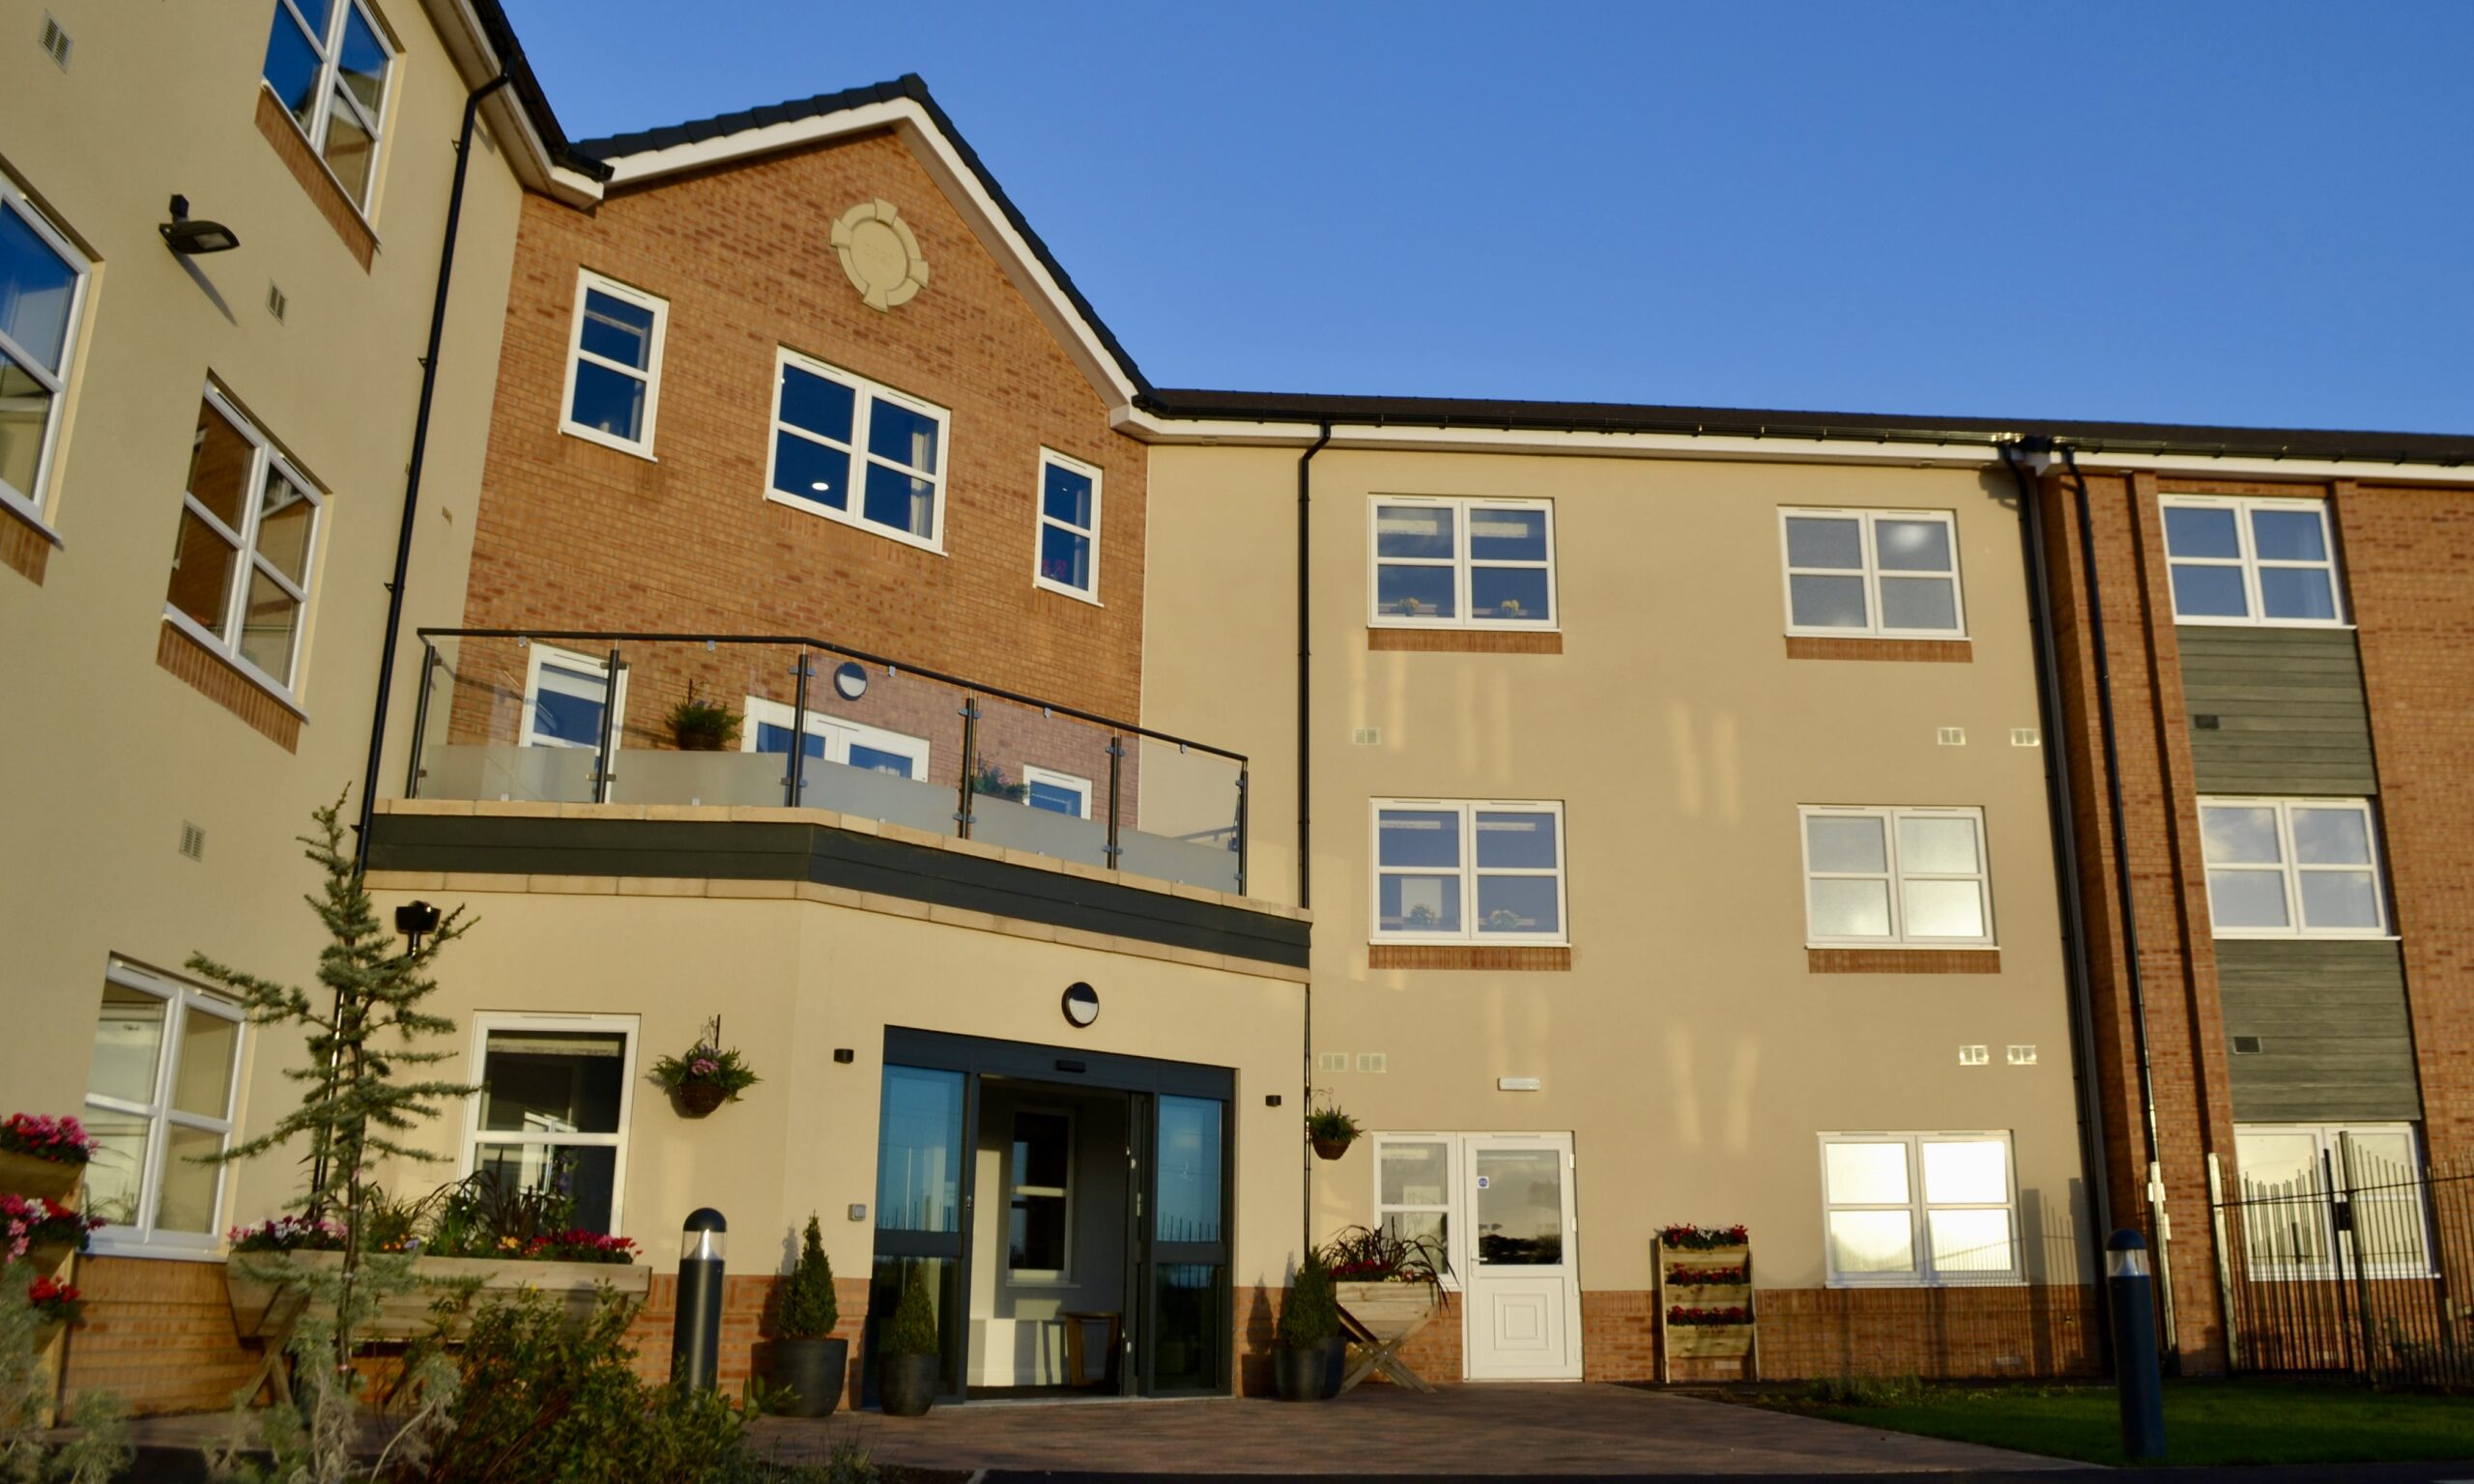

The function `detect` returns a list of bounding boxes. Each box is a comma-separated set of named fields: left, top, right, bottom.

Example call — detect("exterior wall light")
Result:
left=159, top=195, right=241, bottom=255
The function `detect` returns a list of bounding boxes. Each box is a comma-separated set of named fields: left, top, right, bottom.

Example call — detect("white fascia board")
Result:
left=1109, top=404, right=2000, bottom=469
left=421, top=0, right=601, bottom=206
left=596, top=99, right=1139, bottom=412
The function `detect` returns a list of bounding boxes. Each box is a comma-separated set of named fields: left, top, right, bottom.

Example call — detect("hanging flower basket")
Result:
left=1310, top=1137, right=1353, bottom=1161
left=651, top=1015, right=760, bottom=1120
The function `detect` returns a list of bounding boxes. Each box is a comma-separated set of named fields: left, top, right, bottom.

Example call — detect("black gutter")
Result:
left=1297, top=421, right=1330, bottom=1256
left=2057, top=442, right=2179, bottom=1369
left=1999, top=441, right=2117, bottom=1364
left=1135, top=389, right=2474, bottom=470
left=353, top=74, right=511, bottom=873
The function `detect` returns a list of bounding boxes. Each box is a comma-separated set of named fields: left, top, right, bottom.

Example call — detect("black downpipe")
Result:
left=1999, top=441, right=2117, bottom=1362
left=1296, top=421, right=1330, bottom=1255
left=2057, top=442, right=2179, bottom=1368
left=353, top=73, right=513, bottom=873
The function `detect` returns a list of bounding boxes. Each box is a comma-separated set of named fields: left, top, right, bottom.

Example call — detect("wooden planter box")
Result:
left=0, top=1150, right=87, bottom=1203
left=1655, top=1238, right=1756, bottom=1382
left=225, top=1251, right=651, bottom=1342
left=1665, top=1325, right=1755, bottom=1358
left=1333, top=1281, right=1437, bottom=1335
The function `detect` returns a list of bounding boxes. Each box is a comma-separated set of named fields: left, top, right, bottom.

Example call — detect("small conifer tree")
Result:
left=779, top=1215, right=840, bottom=1340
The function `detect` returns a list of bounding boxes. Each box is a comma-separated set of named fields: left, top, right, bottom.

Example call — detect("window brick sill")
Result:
left=1785, top=636, right=1972, bottom=663
left=158, top=621, right=301, bottom=751
left=255, top=86, right=376, bottom=272
left=1808, top=948, right=2000, bottom=974
left=1370, top=944, right=1571, bottom=971
left=1368, top=628, right=1563, bottom=654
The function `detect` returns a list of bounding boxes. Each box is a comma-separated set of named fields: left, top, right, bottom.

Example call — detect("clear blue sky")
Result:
left=506, top=2, right=2473, bottom=436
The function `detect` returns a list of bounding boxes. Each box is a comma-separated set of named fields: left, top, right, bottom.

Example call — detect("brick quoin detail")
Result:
left=466, top=131, right=1147, bottom=738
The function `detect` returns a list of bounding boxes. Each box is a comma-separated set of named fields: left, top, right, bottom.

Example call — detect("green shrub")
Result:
left=407, top=1287, right=755, bottom=1484
left=883, top=1266, right=937, bottom=1356
left=778, top=1216, right=839, bottom=1340
left=1278, top=1249, right=1338, bottom=1350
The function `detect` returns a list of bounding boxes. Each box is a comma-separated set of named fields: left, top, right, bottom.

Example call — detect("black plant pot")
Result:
left=772, top=1336, right=848, bottom=1419
left=878, top=1352, right=938, bottom=1417
left=1274, top=1338, right=1345, bottom=1402
left=1322, top=1334, right=1348, bottom=1399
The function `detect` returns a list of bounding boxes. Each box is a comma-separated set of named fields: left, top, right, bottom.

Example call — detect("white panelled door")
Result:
left=1458, top=1133, right=1582, bottom=1380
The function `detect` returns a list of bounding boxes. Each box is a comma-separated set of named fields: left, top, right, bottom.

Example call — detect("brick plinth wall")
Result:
left=61, top=1257, right=265, bottom=1416
left=622, top=1274, right=872, bottom=1404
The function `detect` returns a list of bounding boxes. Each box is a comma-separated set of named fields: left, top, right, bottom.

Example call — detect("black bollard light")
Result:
left=673, top=1208, right=727, bottom=1392
left=2106, top=1228, right=2167, bottom=1463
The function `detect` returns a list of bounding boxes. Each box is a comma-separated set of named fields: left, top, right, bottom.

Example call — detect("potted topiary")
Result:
left=771, top=1215, right=846, bottom=1418
left=1306, top=1105, right=1361, bottom=1161
left=666, top=682, right=741, bottom=752
left=877, top=1264, right=939, bottom=1417
left=1275, top=1248, right=1342, bottom=1401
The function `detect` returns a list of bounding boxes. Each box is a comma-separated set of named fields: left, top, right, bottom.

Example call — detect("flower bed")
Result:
left=1659, top=1223, right=1749, bottom=1251
left=0, top=1114, right=93, bottom=1166
left=223, top=1250, right=650, bottom=1341
left=1666, top=1304, right=1751, bottom=1327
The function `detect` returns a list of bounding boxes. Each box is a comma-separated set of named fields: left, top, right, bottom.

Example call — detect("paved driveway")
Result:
left=749, top=1383, right=2076, bottom=1476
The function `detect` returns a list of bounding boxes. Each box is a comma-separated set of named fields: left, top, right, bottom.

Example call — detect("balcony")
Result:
left=391, top=628, right=1255, bottom=898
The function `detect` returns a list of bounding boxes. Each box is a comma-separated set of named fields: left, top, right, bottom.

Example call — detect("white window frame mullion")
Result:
left=762, top=346, right=949, bottom=553
left=2162, top=496, right=2347, bottom=629
left=559, top=271, right=668, bottom=459
left=2201, top=796, right=2389, bottom=940
left=1368, top=497, right=1558, bottom=632
left=460, top=1013, right=640, bottom=1241
left=1913, top=1132, right=2022, bottom=1285
left=1031, top=448, right=1104, bottom=604
left=88, top=963, right=245, bottom=1258
left=521, top=643, right=626, bottom=751
left=0, top=189, right=89, bottom=523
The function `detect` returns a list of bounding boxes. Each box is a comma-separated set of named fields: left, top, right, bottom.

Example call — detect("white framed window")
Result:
left=522, top=645, right=626, bottom=751
left=1780, top=508, right=1966, bottom=638
left=461, top=1013, right=637, bottom=1236
left=1034, top=450, right=1102, bottom=603
left=1368, top=497, right=1557, bottom=629
left=1817, top=1131, right=2019, bottom=1287
left=764, top=347, right=949, bottom=551
left=1372, top=1134, right=1453, bottom=1266
left=0, top=183, right=92, bottom=524
left=260, top=0, right=395, bottom=212
left=2161, top=496, right=2345, bottom=627
left=1372, top=799, right=1566, bottom=944
left=2198, top=797, right=2388, bottom=938
left=2231, top=1124, right=2431, bottom=1279
left=1005, top=1106, right=1073, bottom=1284
left=741, top=696, right=929, bottom=780
left=559, top=271, right=667, bottom=457
left=1800, top=806, right=1994, bottom=948
left=165, top=389, right=323, bottom=699
left=1021, top=765, right=1092, bottom=819
left=83, top=961, right=244, bottom=1257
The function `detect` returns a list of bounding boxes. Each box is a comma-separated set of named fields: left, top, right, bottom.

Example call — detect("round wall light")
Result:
left=833, top=661, right=869, bottom=700
left=1061, top=982, right=1099, bottom=1028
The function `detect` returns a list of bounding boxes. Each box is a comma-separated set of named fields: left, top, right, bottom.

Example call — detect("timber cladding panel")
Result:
left=469, top=129, right=1146, bottom=727
left=2217, top=940, right=2421, bottom=1123
left=2178, top=627, right=2376, bottom=795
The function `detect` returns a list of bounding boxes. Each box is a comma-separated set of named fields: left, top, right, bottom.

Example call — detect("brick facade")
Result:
left=465, top=130, right=1147, bottom=736
left=2336, top=481, right=2474, bottom=1169
left=2037, top=466, right=2474, bottom=1373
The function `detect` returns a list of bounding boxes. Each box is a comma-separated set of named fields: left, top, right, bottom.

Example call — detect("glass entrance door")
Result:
left=868, top=1065, right=970, bottom=1401
left=1143, top=1093, right=1229, bottom=1393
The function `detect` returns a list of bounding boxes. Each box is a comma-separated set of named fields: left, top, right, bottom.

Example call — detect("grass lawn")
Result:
left=1784, top=1377, right=2474, bottom=1468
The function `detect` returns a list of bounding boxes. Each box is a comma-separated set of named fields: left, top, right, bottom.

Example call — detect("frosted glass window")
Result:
left=1781, top=508, right=1963, bottom=638
left=2162, top=496, right=2345, bottom=627
left=1369, top=498, right=1556, bottom=626
left=1821, top=1132, right=2018, bottom=1285
left=1802, top=807, right=1993, bottom=946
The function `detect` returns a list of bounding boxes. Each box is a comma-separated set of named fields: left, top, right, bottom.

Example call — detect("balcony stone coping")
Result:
left=374, top=797, right=1309, bottom=924
left=360, top=867, right=1310, bottom=985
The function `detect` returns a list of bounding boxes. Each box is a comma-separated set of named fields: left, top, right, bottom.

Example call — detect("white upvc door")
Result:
left=1457, top=1133, right=1583, bottom=1380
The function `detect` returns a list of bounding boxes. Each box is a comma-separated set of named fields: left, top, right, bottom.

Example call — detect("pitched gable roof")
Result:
left=572, top=74, right=1152, bottom=413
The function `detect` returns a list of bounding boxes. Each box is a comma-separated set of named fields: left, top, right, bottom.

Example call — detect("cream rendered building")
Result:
left=0, top=0, right=600, bottom=1412
left=1140, top=424, right=2100, bottom=1381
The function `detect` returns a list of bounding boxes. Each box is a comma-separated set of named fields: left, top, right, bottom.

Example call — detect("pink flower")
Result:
left=690, top=1058, right=719, bottom=1076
